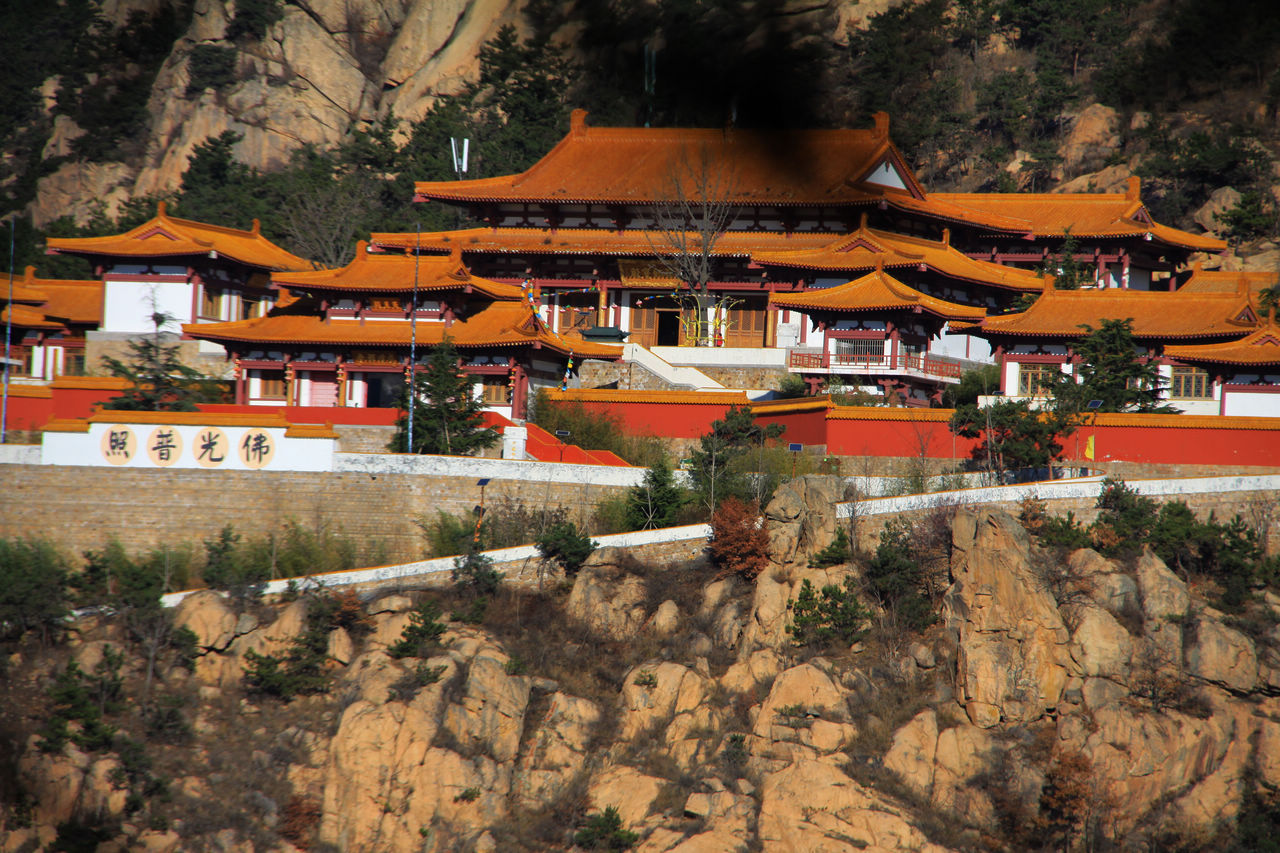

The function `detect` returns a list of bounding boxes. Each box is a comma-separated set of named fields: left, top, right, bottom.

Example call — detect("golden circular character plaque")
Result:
left=238, top=428, right=276, bottom=469
left=100, top=425, right=136, bottom=465
left=146, top=426, right=183, bottom=467
left=192, top=427, right=228, bottom=468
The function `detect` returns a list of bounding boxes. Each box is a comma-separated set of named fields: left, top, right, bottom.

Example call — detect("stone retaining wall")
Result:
left=0, top=460, right=637, bottom=564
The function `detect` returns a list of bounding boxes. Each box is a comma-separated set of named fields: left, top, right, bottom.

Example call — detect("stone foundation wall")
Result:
left=0, top=463, right=631, bottom=565
left=694, top=365, right=789, bottom=390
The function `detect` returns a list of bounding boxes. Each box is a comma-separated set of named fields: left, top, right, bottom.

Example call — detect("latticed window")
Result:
left=480, top=375, right=510, bottom=404
left=1018, top=363, right=1057, bottom=395
left=200, top=285, right=222, bottom=319
left=257, top=371, right=286, bottom=399
left=833, top=338, right=886, bottom=363
left=1169, top=366, right=1211, bottom=399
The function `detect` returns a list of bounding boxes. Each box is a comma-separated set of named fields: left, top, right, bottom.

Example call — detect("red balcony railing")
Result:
left=788, top=349, right=965, bottom=380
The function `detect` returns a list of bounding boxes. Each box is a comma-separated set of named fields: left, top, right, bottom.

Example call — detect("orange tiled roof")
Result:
left=369, top=227, right=838, bottom=258
left=46, top=202, right=314, bottom=271
left=975, top=282, right=1258, bottom=340
left=1164, top=312, right=1280, bottom=366
left=935, top=180, right=1225, bottom=251
left=415, top=110, right=914, bottom=205
left=2, top=267, right=51, bottom=304
left=184, top=301, right=622, bottom=359
left=34, top=279, right=103, bottom=324
left=411, top=111, right=1029, bottom=233
left=1176, top=264, right=1279, bottom=296
left=1, top=303, right=61, bottom=330
left=770, top=269, right=988, bottom=320
left=752, top=224, right=1045, bottom=291
left=272, top=242, right=523, bottom=300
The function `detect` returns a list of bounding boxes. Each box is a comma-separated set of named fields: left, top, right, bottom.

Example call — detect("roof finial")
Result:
left=941, top=227, right=950, bottom=246
left=251, top=218, right=261, bottom=235
left=570, top=109, right=588, bottom=137
left=450, top=244, right=462, bottom=264
left=872, top=112, right=889, bottom=138
left=157, top=200, right=167, bottom=217
left=1126, top=175, right=1141, bottom=202
left=859, top=211, right=868, bottom=231
left=875, top=256, right=884, bottom=272
left=1043, top=273, right=1055, bottom=292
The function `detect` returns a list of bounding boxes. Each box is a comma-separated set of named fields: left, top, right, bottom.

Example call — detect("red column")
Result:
left=510, top=363, right=527, bottom=418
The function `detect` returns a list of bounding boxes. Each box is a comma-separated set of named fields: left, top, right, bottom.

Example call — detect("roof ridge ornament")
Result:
left=1126, top=176, right=1141, bottom=202
left=873, top=112, right=889, bottom=138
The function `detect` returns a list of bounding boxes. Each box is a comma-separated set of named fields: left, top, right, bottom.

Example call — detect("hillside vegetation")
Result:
left=3, top=478, right=1280, bottom=851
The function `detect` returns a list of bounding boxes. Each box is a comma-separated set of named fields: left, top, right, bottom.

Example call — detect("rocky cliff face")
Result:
left=29, top=0, right=526, bottom=226
left=5, top=480, right=1280, bottom=851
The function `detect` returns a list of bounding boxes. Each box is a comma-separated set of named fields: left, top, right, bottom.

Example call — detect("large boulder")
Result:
left=945, top=511, right=1077, bottom=728
left=1194, top=187, right=1243, bottom=234
left=586, top=765, right=666, bottom=828
left=883, top=710, right=938, bottom=798
left=752, top=663, right=856, bottom=760
left=512, top=692, right=602, bottom=807
left=1185, top=617, right=1258, bottom=693
left=758, top=759, right=954, bottom=852
left=1070, top=604, right=1133, bottom=679
left=441, top=648, right=532, bottom=762
left=1057, top=104, right=1120, bottom=176
left=762, top=475, right=845, bottom=568
left=565, top=551, right=650, bottom=640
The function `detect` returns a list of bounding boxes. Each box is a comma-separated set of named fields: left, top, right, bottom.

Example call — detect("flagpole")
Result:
left=407, top=224, right=419, bottom=453
left=2, top=218, right=14, bottom=445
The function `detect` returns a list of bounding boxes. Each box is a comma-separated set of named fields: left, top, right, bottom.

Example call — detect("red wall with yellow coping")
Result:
left=545, top=390, right=1280, bottom=467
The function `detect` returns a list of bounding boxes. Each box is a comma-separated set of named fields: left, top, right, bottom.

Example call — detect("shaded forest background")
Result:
left=3, top=0, right=1280, bottom=278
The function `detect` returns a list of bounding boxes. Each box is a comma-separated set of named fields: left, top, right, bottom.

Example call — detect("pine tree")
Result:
left=101, top=310, right=211, bottom=412
left=624, top=460, right=688, bottom=529
left=391, top=336, right=498, bottom=456
left=1055, top=318, right=1170, bottom=413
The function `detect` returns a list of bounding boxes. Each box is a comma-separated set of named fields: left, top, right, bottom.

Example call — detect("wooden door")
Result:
left=629, top=297, right=656, bottom=347
left=722, top=297, right=768, bottom=348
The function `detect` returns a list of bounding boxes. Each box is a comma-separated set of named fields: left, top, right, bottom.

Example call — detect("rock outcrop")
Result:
left=10, top=492, right=1280, bottom=852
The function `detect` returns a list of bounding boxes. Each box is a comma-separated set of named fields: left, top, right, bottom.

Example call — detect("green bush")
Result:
left=809, top=528, right=851, bottom=568
left=242, top=591, right=354, bottom=700
left=226, top=0, right=283, bottom=41
left=1037, top=513, right=1091, bottom=551
left=389, top=663, right=448, bottom=701
left=453, top=550, right=503, bottom=597
left=388, top=599, right=447, bottom=659
left=573, top=805, right=638, bottom=850
left=624, top=460, right=689, bottom=530
left=186, top=45, right=237, bottom=95
left=1091, top=477, right=1158, bottom=557
left=0, top=537, right=70, bottom=643
left=417, top=510, right=477, bottom=557
left=592, top=493, right=633, bottom=535
left=535, top=521, right=597, bottom=577
left=866, top=520, right=935, bottom=631
left=37, top=649, right=125, bottom=753
left=787, top=577, right=871, bottom=647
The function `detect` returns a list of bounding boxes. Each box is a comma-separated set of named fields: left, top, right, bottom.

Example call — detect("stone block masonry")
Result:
left=0, top=461, right=636, bottom=564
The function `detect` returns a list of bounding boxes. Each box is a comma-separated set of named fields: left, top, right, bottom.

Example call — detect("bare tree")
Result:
left=645, top=145, right=738, bottom=346
left=283, top=171, right=380, bottom=268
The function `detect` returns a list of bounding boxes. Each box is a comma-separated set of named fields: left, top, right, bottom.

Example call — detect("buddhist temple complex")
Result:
left=18, top=109, right=1280, bottom=424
